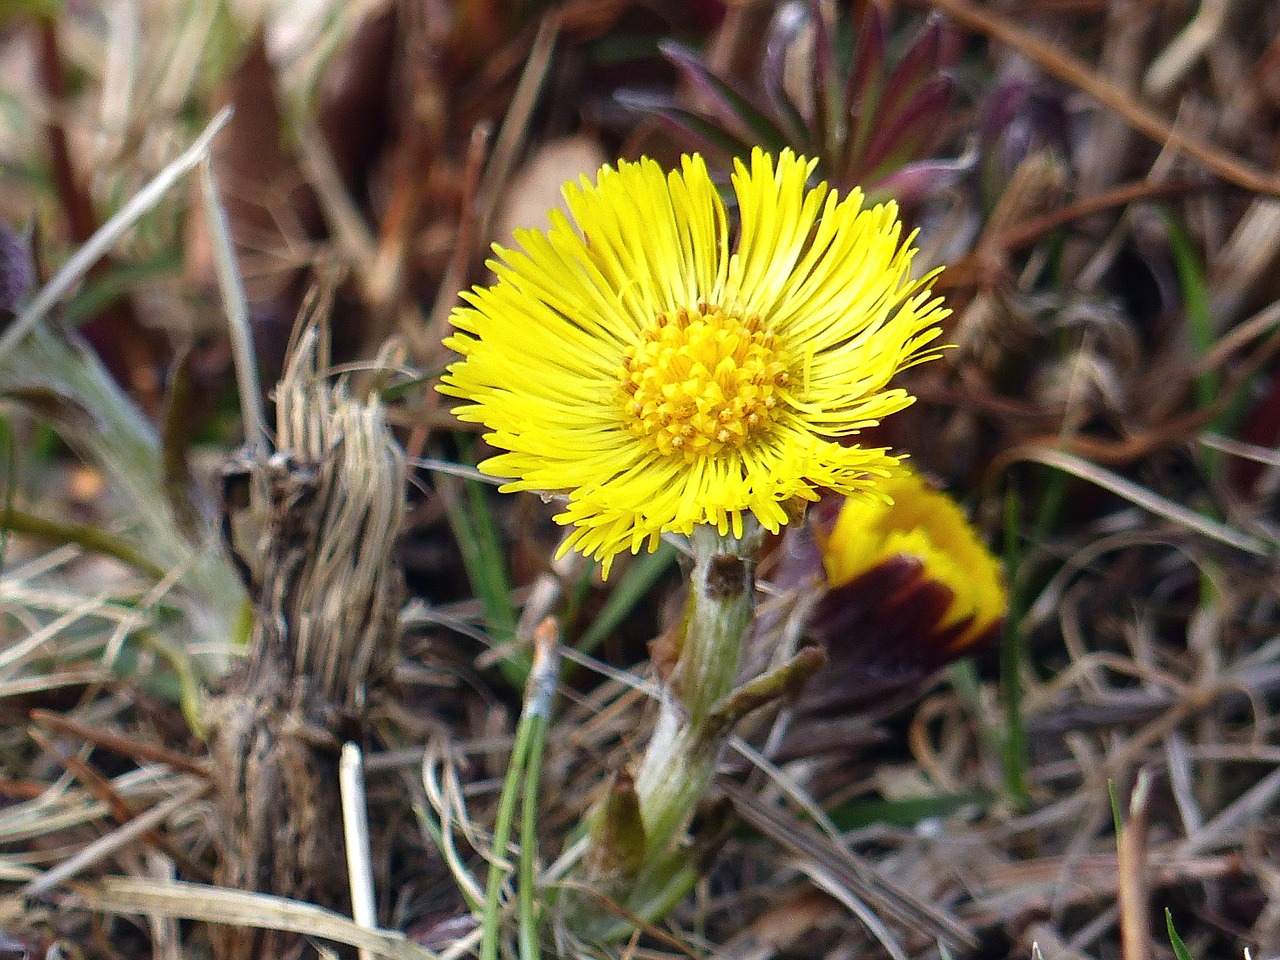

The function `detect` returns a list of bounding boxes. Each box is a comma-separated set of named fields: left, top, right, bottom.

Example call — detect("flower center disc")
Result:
left=620, top=304, right=790, bottom=459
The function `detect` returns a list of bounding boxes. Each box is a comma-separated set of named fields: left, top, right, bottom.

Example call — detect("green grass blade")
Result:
left=479, top=710, right=534, bottom=960
left=518, top=715, right=549, bottom=960
left=572, top=541, right=676, bottom=655
left=1163, top=210, right=1230, bottom=483
left=1165, top=908, right=1196, bottom=960
left=480, top=623, right=560, bottom=960
left=440, top=438, right=525, bottom=684
left=824, top=791, right=989, bottom=832
left=1163, top=212, right=1216, bottom=415
left=1108, top=779, right=1123, bottom=839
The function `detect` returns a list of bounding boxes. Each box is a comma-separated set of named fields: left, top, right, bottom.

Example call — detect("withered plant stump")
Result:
left=206, top=324, right=405, bottom=960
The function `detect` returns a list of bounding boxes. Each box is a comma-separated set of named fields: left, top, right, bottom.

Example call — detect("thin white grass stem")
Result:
left=437, top=927, right=485, bottom=960
left=199, top=157, right=268, bottom=458
left=422, top=751, right=486, bottom=911
left=1175, top=766, right=1280, bottom=857
left=1198, top=432, right=1280, bottom=467
left=0, top=592, right=113, bottom=674
left=102, top=549, right=191, bottom=669
left=407, top=458, right=500, bottom=485
left=0, top=107, right=232, bottom=364
left=341, top=742, right=377, bottom=960
left=728, top=737, right=841, bottom=841
left=0, top=671, right=106, bottom=697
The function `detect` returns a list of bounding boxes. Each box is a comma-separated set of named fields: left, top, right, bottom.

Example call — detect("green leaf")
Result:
left=825, top=791, right=989, bottom=832
left=1108, top=779, right=1123, bottom=838
left=1166, top=908, right=1196, bottom=960
left=572, top=541, right=676, bottom=656
left=63, top=248, right=182, bottom=325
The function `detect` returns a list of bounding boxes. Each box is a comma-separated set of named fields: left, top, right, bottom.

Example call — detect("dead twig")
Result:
left=28, top=709, right=209, bottom=777
left=904, top=0, right=1280, bottom=197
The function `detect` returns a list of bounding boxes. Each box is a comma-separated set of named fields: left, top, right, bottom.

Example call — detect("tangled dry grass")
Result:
left=2, top=1, right=1280, bottom=958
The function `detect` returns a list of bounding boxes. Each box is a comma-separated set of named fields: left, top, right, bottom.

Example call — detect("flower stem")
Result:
left=633, top=523, right=758, bottom=855
left=574, top=521, right=762, bottom=937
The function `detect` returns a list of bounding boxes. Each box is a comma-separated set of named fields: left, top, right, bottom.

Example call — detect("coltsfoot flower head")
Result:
left=770, top=469, right=1006, bottom=718
left=818, top=468, right=1007, bottom=658
left=440, top=148, right=948, bottom=573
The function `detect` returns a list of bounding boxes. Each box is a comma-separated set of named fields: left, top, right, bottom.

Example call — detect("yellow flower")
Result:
left=440, top=148, right=948, bottom=573
left=819, top=469, right=1006, bottom=653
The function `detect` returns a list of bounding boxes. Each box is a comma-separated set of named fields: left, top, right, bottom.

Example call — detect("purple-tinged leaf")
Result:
left=876, top=13, right=946, bottom=135
left=860, top=75, right=956, bottom=177
left=0, top=222, right=33, bottom=315
left=980, top=77, right=1029, bottom=149
left=614, top=89, right=757, bottom=161
left=979, top=78, right=1073, bottom=185
left=660, top=40, right=791, bottom=155
left=809, top=0, right=836, bottom=160
left=842, top=5, right=888, bottom=181
left=844, top=1, right=887, bottom=122
left=871, top=154, right=977, bottom=206
left=935, top=14, right=964, bottom=71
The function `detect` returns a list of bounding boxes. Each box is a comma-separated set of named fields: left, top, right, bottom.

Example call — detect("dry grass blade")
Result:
left=0, top=107, right=232, bottom=362
left=716, top=782, right=976, bottom=951
left=200, top=158, right=268, bottom=459
left=796, top=862, right=908, bottom=960
left=25, top=728, right=209, bottom=883
left=75, top=878, right=441, bottom=960
left=1118, top=773, right=1153, bottom=960
left=27, top=710, right=209, bottom=777
left=1013, top=446, right=1272, bottom=555
left=970, top=851, right=1245, bottom=920
left=475, top=13, right=562, bottom=244
left=21, top=782, right=209, bottom=898
left=1174, top=768, right=1280, bottom=858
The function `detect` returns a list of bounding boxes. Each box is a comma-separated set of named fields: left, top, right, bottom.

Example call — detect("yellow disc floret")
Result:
left=620, top=304, right=790, bottom=459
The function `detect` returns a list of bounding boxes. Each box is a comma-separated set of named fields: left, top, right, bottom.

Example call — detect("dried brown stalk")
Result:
left=205, top=318, right=406, bottom=960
